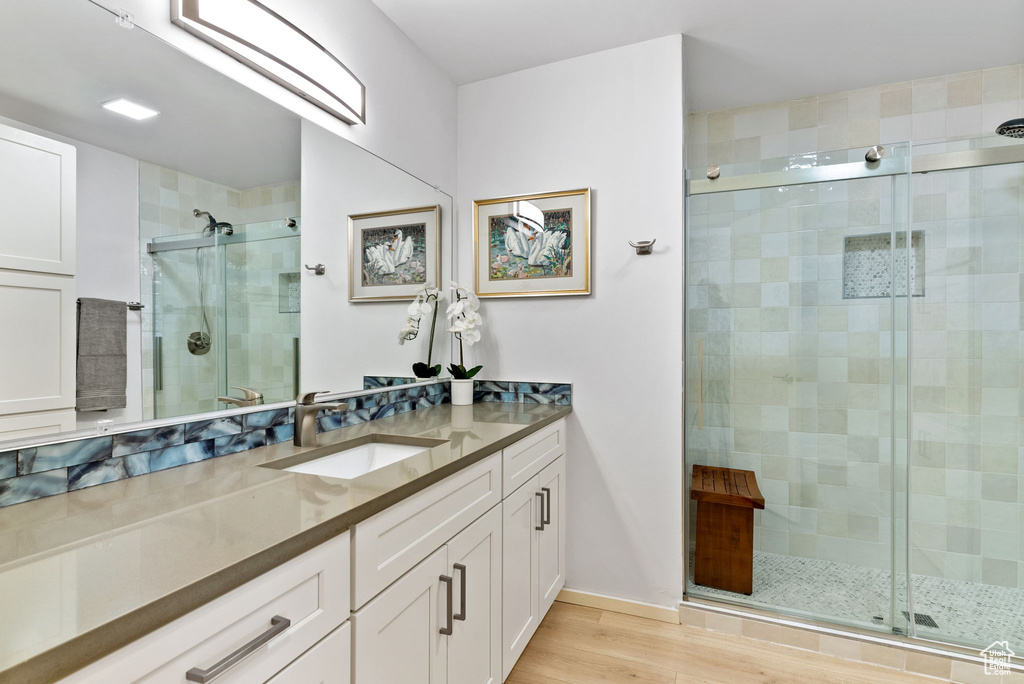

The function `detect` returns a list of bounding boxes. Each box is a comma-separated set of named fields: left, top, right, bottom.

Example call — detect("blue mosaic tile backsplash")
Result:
left=0, top=379, right=570, bottom=508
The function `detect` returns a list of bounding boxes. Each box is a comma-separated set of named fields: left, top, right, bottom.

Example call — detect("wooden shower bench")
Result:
left=691, top=465, right=765, bottom=595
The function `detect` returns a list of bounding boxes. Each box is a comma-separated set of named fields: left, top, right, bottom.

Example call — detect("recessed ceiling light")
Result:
left=101, top=98, right=159, bottom=120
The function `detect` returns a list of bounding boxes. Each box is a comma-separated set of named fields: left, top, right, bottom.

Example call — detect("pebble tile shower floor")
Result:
left=688, top=550, right=1024, bottom=650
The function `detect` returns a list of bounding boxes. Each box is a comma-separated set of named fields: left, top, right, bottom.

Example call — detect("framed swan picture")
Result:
left=348, top=204, right=440, bottom=302
left=473, top=188, right=590, bottom=298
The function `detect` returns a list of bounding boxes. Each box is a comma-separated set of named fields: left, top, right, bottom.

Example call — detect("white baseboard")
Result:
left=556, top=588, right=680, bottom=624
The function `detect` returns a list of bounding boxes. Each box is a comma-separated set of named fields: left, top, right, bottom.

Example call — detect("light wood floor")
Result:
left=506, top=602, right=938, bottom=684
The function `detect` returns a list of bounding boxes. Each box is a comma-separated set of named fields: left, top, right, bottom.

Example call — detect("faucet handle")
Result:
left=296, top=391, right=330, bottom=405
left=232, top=386, right=263, bottom=401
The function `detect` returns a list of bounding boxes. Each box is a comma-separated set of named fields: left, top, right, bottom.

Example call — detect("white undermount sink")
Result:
left=262, top=434, right=449, bottom=480
left=284, top=442, right=428, bottom=480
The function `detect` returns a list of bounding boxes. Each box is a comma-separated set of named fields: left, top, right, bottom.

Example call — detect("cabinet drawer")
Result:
left=503, top=419, right=565, bottom=497
left=62, top=532, right=350, bottom=684
left=266, top=622, right=350, bottom=684
left=352, top=453, right=500, bottom=609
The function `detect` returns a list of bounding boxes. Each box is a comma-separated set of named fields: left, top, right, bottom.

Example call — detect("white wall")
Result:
left=0, top=114, right=144, bottom=429
left=98, top=0, right=458, bottom=194
left=74, top=143, right=142, bottom=428
left=301, top=120, right=453, bottom=392
left=457, top=36, right=685, bottom=607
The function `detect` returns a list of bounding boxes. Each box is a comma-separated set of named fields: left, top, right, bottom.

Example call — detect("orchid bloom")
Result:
left=398, top=285, right=444, bottom=345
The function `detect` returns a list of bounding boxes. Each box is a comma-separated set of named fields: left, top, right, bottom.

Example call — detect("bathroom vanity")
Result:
left=0, top=403, right=568, bottom=684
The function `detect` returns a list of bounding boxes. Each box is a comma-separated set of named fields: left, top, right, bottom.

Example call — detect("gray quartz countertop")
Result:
left=0, top=402, right=571, bottom=684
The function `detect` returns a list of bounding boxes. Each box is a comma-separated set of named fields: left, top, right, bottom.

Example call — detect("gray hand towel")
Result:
left=76, top=298, right=127, bottom=411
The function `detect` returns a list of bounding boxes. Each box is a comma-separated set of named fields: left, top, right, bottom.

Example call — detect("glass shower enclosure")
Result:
left=147, top=218, right=301, bottom=419
left=684, top=135, right=1024, bottom=652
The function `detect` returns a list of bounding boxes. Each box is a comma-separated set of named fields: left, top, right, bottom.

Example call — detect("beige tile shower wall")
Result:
left=686, top=62, right=1024, bottom=589
left=138, top=161, right=299, bottom=420
left=688, top=63, right=1023, bottom=170
left=686, top=175, right=899, bottom=573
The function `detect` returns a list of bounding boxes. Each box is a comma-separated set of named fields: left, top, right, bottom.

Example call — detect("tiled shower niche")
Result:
left=842, top=230, right=924, bottom=299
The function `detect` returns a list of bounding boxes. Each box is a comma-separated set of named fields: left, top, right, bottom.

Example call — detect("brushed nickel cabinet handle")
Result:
left=453, top=563, right=467, bottom=621
left=440, top=574, right=454, bottom=635
left=185, top=615, right=290, bottom=683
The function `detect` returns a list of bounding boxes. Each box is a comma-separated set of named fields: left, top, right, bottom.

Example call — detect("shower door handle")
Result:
left=697, top=337, right=703, bottom=431
left=154, top=336, right=163, bottom=392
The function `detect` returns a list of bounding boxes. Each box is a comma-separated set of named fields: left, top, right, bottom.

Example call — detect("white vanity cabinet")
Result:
left=500, top=422, right=567, bottom=681
left=52, top=416, right=568, bottom=684
left=351, top=417, right=566, bottom=684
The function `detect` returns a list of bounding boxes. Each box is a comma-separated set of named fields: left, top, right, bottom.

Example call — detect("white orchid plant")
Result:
left=446, top=281, right=484, bottom=379
left=398, top=284, right=444, bottom=378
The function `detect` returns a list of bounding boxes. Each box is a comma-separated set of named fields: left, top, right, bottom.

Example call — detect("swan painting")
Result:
left=504, top=225, right=567, bottom=267
left=489, top=207, right=572, bottom=280
left=361, top=224, right=427, bottom=286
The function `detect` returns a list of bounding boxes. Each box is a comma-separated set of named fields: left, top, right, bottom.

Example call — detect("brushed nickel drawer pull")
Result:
left=453, top=563, right=467, bottom=621
left=185, top=615, right=291, bottom=683
left=440, top=574, right=454, bottom=635
left=541, top=487, right=552, bottom=526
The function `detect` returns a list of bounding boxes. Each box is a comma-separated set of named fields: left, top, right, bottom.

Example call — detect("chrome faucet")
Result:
left=294, top=391, right=349, bottom=447
left=218, top=386, right=264, bottom=407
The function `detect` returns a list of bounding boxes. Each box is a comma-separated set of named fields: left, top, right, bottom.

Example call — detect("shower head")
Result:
left=996, top=118, right=1024, bottom=138
left=193, top=208, right=234, bottom=235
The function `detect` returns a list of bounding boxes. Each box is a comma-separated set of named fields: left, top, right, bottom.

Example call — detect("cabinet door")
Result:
left=0, top=122, right=76, bottom=275
left=353, top=546, right=448, bottom=684
left=447, top=505, right=502, bottom=684
left=0, top=270, right=76, bottom=416
left=537, top=456, right=566, bottom=617
left=501, top=476, right=540, bottom=681
left=266, top=622, right=350, bottom=684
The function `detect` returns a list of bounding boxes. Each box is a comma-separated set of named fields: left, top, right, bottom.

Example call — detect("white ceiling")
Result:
left=369, top=0, right=1024, bottom=112
left=0, top=0, right=300, bottom=190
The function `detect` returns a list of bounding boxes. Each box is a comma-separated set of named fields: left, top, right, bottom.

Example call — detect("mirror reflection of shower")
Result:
left=187, top=208, right=234, bottom=356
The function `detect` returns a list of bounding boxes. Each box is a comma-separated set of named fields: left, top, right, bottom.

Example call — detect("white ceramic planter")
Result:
left=450, top=379, right=474, bottom=406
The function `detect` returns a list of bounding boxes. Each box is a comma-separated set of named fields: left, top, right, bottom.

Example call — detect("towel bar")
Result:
left=76, top=299, right=144, bottom=311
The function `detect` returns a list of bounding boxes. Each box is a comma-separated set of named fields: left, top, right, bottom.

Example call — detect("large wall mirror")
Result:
left=0, top=0, right=451, bottom=449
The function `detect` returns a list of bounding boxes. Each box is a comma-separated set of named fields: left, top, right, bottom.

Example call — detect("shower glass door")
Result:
left=149, top=217, right=301, bottom=419
left=905, top=137, right=1024, bottom=649
left=223, top=218, right=302, bottom=405
left=684, top=143, right=913, bottom=636
left=150, top=230, right=225, bottom=419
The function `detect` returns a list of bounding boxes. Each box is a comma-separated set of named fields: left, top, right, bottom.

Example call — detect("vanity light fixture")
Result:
left=101, top=97, right=160, bottom=120
left=171, top=0, right=365, bottom=125
left=511, top=200, right=544, bottom=232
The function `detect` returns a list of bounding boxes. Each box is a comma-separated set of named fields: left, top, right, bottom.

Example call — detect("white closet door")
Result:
left=0, top=122, right=76, bottom=275
left=0, top=270, right=76, bottom=416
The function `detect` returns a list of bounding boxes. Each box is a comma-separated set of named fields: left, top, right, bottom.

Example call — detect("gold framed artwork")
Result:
left=348, top=204, right=440, bottom=302
left=473, top=188, right=591, bottom=298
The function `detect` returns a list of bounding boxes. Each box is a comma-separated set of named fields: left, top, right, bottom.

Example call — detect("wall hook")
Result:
left=629, top=239, right=656, bottom=255
left=305, top=263, right=326, bottom=275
